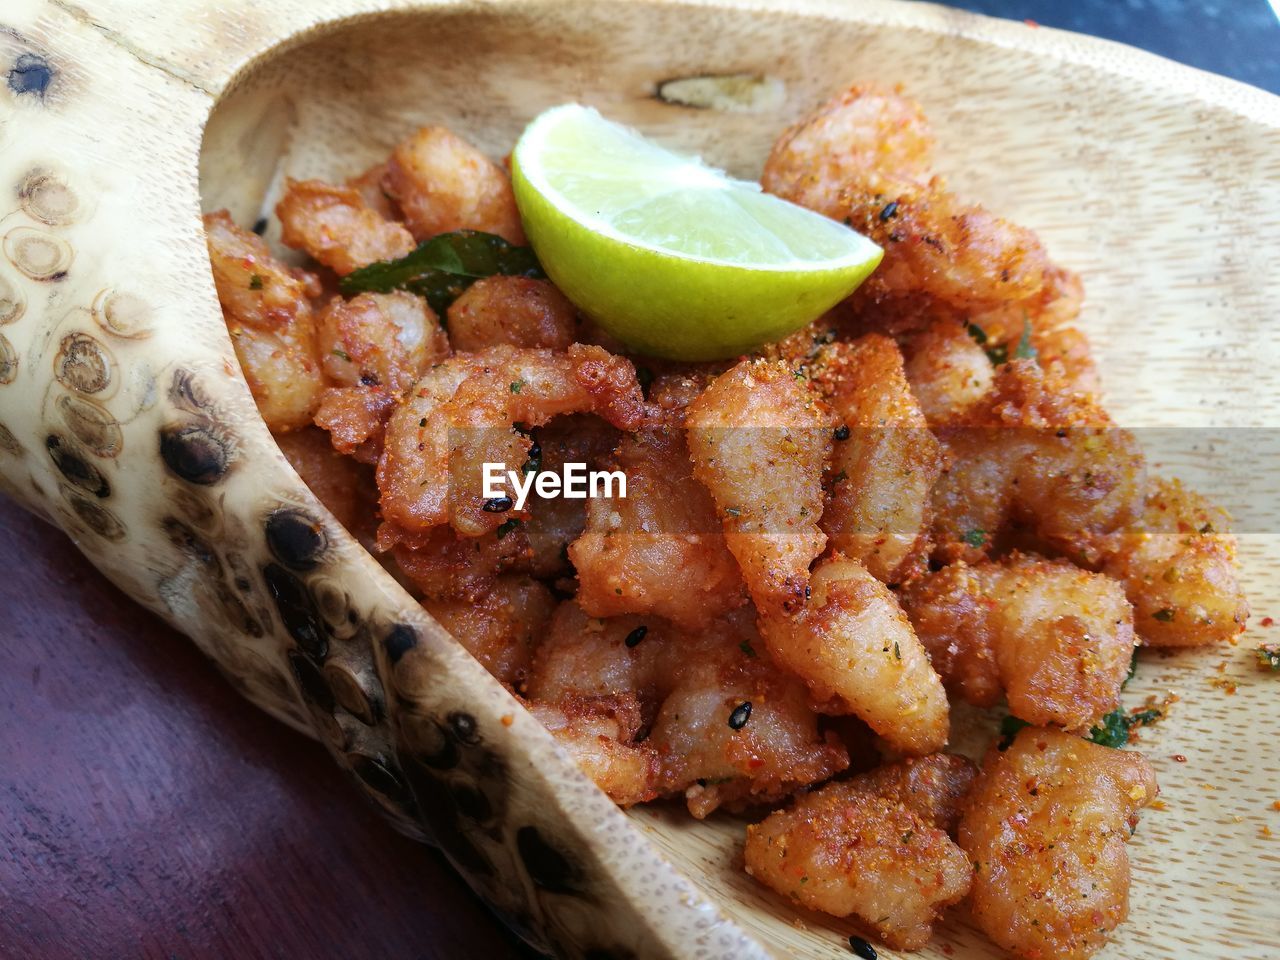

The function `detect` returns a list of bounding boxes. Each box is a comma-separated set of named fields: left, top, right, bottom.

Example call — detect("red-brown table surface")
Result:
left=0, top=496, right=536, bottom=960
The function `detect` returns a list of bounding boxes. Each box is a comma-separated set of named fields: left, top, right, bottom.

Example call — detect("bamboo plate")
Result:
left=1, top=1, right=1278, bottom=957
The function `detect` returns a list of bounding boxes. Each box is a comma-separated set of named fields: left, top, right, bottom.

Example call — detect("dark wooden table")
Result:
left=3, top=4, right=1275, bottom=960
left=0, top=501, right=533, bottom=960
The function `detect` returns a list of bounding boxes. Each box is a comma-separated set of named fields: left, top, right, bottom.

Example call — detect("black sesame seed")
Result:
left=728, top=701, right=752, bottom=730
left=482, top=496, right=514, bottom=513
left=834, top=424, right=851, bottom=441
left=624, top=625, right=647, bottom=648
left=251, top=217, right=269, bottom=236
left=878, top=201, right=899, bottom=222
left=849, top=935, right=878, bottom=959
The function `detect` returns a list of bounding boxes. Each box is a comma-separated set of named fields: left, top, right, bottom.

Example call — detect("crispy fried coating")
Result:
left=770, top=558, right=949, bottom=755
left=317, top=291, right=449, bottom=394
left=529, top=604, right=846, bottom=817
left=346, top=163, right=398, bottom=220
left=446, top=276, right=577, bottom=351
left=959, top=728, right=1157, bottom=960
left=204, top=210, right=324, bottom=431
left=902, top=554, right=1136, bottom=732
left=648, top=612, right=848, bottom=817
left=391, top=524, right=529, bottom=602
left=525, top=695, right=660, bottom=807
left=422, top=574, right=555, bottom=685
left=902, top=315, right=994, bottom=423
left=764, top=84, right=1052, bottom=322
left=276, top=178, right=416, bottom=276
left=376, top=354, right=478, bottom=536
left=1098, top=478, right=1248, bottom=646
left=571, top=428, right=745, bottom=630
left=313, top=385, right=398, bottom=465
left=931, top=359, right=1145, bottom=565
left=377, top=346, right=645, bottom=539
left=845, top=753, right=977, bottom=836
left=273, top=426, right=378, bottom=548
left=685, top=359, right=830, bottom=613
left=383, top=126, right=524, bottom=243
left=816, top=334, right=940, bottom=582
left=745, top=781, right=971, bottom=950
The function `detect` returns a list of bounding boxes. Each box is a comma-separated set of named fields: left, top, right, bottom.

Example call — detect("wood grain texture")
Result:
left=1, top=1, right=1278, bottom=958
left=0, top=501, right=534, bottom=960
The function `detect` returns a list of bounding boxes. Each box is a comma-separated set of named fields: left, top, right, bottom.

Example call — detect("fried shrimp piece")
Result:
left=649, top=612, right=849, bottom=817
left=376, top=354, right=478, bottom=536
left=902, top=315, right=994, bottom=423
left=421, top=574, right=555, bottom=685
left=764, top=84, right=1053, bottom=321
left=313, top=385, right=399, bottom=465
left=446, top=276, right=577, bottom=351
left=685, top=360, right=946, bottom=754
left=274, top=427, right=379, bottom=548
left=391, top=524, right=530, bottom=602
left=317, top=291, right=449, bottom=393
left=745, top=781, right=971, bottom=950
left=276, top=178, right=416, bottom=276
left=205, top=210, right=324, bottom=431
left=845, top=753, right=977, bottom=835
left=931, top=359, right=1145, bottom=565
left=378, top=345, right=645, bottom=538
left=525, top=603, right=668, bottom=705
left=685, top=359, right=830, bottom=613
left=530, top=604, right=847, bottom=816
left=959, top=727, right=1157, bottom=960
left=571, top=428, right=745, bottom=630
left=901, top=554, right=1136, bottom=732
left=816, top=335, right=940, bottom=583
left=761, top=82, right=933, bottom=214
left=383, top=126, right=525, bottom=243
left=1097, top=478, right=1248, bottom=646
left=347, top=163, right=398, bottom=220
left=769, top=558, right=949, bottom=755
left=444, top=345, right=647, bottom=537
left=525, top=696, right=660, bottom=807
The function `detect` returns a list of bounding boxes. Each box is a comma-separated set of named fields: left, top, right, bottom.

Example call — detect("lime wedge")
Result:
left=510, top=105, right=882, bottom=361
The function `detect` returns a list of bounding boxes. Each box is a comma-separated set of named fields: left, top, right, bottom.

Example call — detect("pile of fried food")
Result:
left=206, top=84, right=1248, bottom=959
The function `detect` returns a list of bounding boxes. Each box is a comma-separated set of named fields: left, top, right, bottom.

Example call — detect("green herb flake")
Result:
left=248, top=273, right=264, bottom=290
left=1257, top=643, right=1280, bottom=671
left=966, top=322, right=988, bottom=345
left=495, top=518, right=522, bottom=540
left=998, top=714, right=1031, bottom=750
left=339, top=230, right=545, bottom=314
left=1013, top=316, right=1038, bottom=360
left=1123, top=651, right=1138, bottom=688
left=739, top=639, right=757, bottom=658
left=332, top=347, right=351, bottom=362
left=831, top=470, right=848, bottom=485
left=1152, top=607, right=1176, bottom=622
left=725, top=507, right=742, bottom=518
left=893, top=641, right=901, bottom=660
left=901, top=830, right=913, bottom=844
left=963, top=528, right=988, bottom=548
left=510, top=379, right=525, bottom=395
left=985, top=342, right=1010, bottom=366
left=1088, top=706, right=1164, bottom=748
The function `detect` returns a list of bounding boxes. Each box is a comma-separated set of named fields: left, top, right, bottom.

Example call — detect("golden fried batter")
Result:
left=960, top=728, right=1157, bottom=960
left=745, top=780, right=971, bottom=950
left=447, top=276, right=577, bottom=351
left=902, top=554, right=1136, bottom=732
left=276, top=178, right=415, bottom=276
left=204, top=210, right=323, bottom=431
left=383, top=126, right=525, bottom=243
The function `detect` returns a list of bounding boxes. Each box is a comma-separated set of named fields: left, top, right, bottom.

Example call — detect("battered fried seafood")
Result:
left=210, top=92, right=1246, bottom=960
left=745, top=763, right=973, bottom=949
left=959, top=728, right=1158, bottom=960
left=901, top=554, right=1137, bottom=732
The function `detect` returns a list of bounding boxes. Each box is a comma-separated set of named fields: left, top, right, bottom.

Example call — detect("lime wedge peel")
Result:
left=511, top=105, right=883, bottom=361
